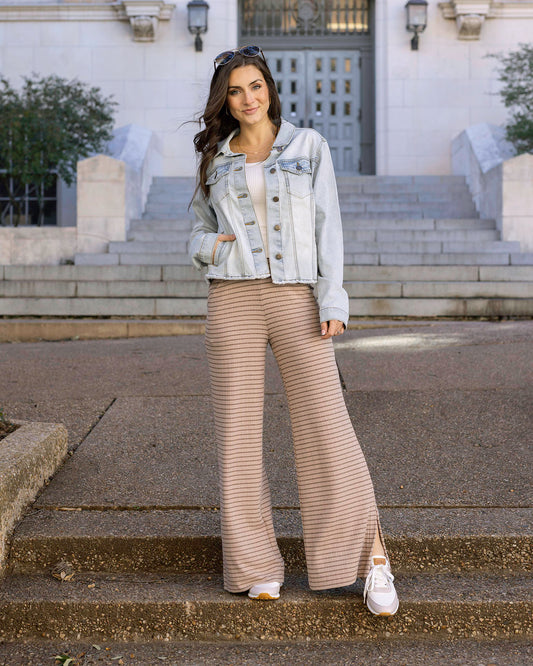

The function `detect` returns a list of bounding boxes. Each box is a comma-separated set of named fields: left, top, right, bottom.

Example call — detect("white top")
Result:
left=245, top=161, right=269, bottom=258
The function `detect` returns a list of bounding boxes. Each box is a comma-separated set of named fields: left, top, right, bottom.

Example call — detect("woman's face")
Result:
left=226, top=64, right=271, bottom=129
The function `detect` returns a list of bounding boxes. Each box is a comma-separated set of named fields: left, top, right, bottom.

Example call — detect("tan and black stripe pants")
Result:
left=205, top=278, right=385, bottom=593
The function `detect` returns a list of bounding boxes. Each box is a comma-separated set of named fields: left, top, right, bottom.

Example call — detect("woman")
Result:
left=190, top=45, right=399, bottom=616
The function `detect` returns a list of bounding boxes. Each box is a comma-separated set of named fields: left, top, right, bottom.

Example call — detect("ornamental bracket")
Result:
left=438, top=0, right=492, bottom=39
left=117, top=1, right=176, bottom=42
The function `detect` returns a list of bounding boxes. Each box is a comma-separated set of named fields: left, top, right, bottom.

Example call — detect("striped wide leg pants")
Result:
left=205, top=278, right=386, bottom=593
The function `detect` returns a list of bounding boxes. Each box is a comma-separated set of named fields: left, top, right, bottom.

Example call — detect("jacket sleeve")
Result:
left=189, top=188, right=232, bottom=269
left=312, top=138, right=349, bottom=327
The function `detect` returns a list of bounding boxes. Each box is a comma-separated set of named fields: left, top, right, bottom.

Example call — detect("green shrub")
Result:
left=489, top=43, right=533, bottom=155
left=0, top=74, right=117, bottom=225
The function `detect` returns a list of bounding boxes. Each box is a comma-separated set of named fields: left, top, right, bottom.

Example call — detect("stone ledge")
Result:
left=0, top=318, right=206, bottom=342
left=0, top=422, right=68, bottom=574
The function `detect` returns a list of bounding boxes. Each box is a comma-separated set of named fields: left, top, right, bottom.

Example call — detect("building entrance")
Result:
left=266, top=50, right=361, bottom=174
left=239, top=0, right=374, bottom=174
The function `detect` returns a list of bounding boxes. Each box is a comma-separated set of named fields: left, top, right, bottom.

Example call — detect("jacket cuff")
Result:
left=319, top=307, right=348, bottom=328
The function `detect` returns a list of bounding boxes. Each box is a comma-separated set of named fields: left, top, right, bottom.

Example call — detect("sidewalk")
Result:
left=1, top=320, right=531, bottom=508
left=0, top=319, right=532, bottom=664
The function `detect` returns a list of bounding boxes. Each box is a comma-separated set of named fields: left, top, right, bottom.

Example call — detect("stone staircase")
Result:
left=0, top=507, right=531, bottom=644
left=1, top=175, right=532, bottom=318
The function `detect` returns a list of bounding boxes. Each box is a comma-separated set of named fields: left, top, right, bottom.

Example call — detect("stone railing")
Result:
left=452, top=123, right=533, bottom=251
left=0, top=124, right=162, bottom=265
left=76, top=124, right=162, bottom=255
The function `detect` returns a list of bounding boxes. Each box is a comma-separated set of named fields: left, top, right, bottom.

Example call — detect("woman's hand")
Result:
left=211, top=233, right=236, bottom=264
left=321, top=320, right=345, bottom=340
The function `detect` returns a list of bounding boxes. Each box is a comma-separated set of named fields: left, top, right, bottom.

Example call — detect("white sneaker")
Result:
left=364, top=557, right=399, bottom=616
left=248, top=581, right=282, bottom=600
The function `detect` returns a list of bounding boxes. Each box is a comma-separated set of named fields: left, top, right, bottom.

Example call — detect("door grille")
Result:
left=240, top=0, right=369, bottom=37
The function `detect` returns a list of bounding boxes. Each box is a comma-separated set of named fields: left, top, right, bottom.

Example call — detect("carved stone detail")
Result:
left=130, top=15, right=157, bottom=42
left=120, top=1, right=175, bottom=42
left=455, top=13, right=485, bottom=39
left=438, top=0, right=492, bottom=39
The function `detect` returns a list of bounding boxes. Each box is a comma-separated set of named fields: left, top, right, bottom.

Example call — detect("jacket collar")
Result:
left=216, top=118, right=296, bottom=157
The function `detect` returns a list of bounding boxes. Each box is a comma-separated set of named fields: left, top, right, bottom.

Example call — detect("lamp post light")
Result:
left=405, top=0, right=428, bottom=51
left=187, top=0, right=209, bottom=52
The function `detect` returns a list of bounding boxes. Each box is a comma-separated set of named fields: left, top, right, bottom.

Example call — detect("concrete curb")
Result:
left=0, top=319, right=207, bottom=342
left=0, top=318, right=433, bottom=343
left=0, top=422, right=68, bottom=574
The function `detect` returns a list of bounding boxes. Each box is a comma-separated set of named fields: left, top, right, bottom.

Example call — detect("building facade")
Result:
left=0, top=0, right=532, bottom=221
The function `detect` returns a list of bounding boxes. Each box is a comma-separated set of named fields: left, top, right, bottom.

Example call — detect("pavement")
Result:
left=0, top=319, right=532, bottom=664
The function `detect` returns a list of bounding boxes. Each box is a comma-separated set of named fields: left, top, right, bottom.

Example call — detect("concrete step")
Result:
left=0, top=571, right=530, bottom=642
left=341, top=218, right=496, bottom=230
left=1, top=638, right=532, bottom=666
left=344, top=230, right=499, bottom=242
left=1, top=265, right=197, bottom=282
left=108, top=241, right=188, bottom=254
left=77, top=252, right=530, bottom=267
left=3, top=280, right=531, bottom=301
left=128, top=225, right=499, bottom=241
left=128, top=230, right=191, bottom=242
left=75, top=281, right=209, bottom=298
left=511, top=253, right=533, bottom=265
left=117, top=253, right=191, bottom=265
left=372, top=253, right=513, bottom=266
left=124, top=230, right=503, bottom=245
left=336, top=175, right=469, bottom=186
left=0, top=280, right=77, bottom=298
left=5, top=265, right=531, bottom=284
left=2, top=296, right=533, bottom=317
left=142, top=210, right=195, bottom=220
left=144, top=203, right=193, bottom=214
left=130, top=218, right=192, bottom=231
left=106, top=241, right=520, bottom=258
left=336, top=193, right=476, bottom=204
left=75, top=253, right=119, bottom=265
left=8, top=508, right=531, bottom=576
left=0, top=298, right=208, bottom=317
left=343, top=242, right=520, bottom=254
left=347, top=297, right=533, bottom=317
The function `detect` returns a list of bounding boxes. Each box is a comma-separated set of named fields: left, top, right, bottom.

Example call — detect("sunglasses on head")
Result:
left=214, top=45, right=265, bottom=70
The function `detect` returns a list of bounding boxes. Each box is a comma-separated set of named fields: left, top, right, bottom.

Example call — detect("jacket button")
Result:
left=275, top=253, right=282, bottom=260
left=274, top=224, right=281, bottom=231
left=272, top=196, right=279, bottom=202
left=270, top=168, right=276, bottom=174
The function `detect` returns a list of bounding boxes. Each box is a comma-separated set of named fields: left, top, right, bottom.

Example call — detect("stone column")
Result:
left=76, top=155, right=127, bottom=255
left=501, top=154, right=533, bottom=252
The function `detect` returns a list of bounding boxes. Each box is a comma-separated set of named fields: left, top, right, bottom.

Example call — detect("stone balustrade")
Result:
left=452, top=123, right=533, bottom=251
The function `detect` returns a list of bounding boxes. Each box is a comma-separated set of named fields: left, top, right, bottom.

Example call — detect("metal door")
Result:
left=266, top=50, right=361, bottom=174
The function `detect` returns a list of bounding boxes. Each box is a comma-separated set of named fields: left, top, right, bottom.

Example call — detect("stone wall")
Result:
left=0, top=0, right=237, bottom=178
left=375, top=0, right=533, bottom=175
left=0, top=227, right=77, bottom=265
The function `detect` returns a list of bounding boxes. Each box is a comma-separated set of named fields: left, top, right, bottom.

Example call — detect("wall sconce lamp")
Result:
left=405, top=0, right=428, bottom=51
left=187, top=0, right=209, bottom=52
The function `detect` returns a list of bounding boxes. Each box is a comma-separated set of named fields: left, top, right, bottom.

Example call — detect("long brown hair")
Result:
left=193, top=52, right=282, bottom=199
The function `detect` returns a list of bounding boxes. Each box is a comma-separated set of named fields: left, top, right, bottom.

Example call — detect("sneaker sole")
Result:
left=249, top=592, right=280, bottom=600
left=366, top=598, right=399, bottom=616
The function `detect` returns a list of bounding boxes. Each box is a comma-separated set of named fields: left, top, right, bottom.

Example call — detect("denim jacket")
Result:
left=189, top=118, right=349, bottom=326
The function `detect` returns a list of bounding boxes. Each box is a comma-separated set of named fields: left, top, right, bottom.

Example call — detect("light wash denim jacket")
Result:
left=189, top=118, right=349, bottom=326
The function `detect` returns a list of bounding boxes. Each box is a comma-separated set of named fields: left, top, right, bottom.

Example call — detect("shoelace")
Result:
left=364, top=564, right=395, bottom=600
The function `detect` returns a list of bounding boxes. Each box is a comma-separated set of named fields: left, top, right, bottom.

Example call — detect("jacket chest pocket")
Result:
left=279, top=158, right=312, bottom=199
left=206, top=163, right=231, bottom=204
